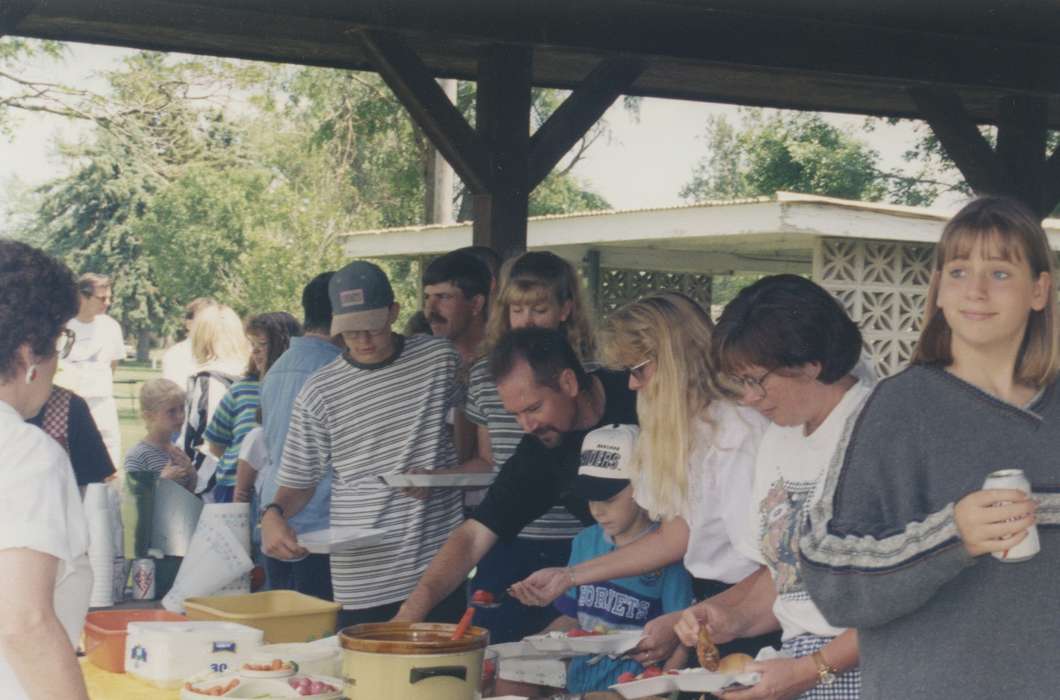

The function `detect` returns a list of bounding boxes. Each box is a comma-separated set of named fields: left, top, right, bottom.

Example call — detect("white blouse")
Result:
left=635, top=401, right=766, bottom=584
left=0, top=400, right=92, bottom=699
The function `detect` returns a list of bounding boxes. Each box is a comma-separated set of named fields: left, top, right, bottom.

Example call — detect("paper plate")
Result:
left=297, top=527, right=387, bottom=554
left=565, top=630, right=643, bottom=655
left=378, top=473, right=496, bottom=488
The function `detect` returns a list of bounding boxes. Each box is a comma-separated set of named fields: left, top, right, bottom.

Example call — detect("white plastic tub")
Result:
left=125, top=620, right=264, bottom=688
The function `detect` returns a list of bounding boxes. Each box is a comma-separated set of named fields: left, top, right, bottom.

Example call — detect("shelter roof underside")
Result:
left=10, top=0, right=1060, bottom=127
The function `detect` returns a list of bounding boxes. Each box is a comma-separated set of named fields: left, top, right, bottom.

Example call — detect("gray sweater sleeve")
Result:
left=799, top=376, right=978, bottom=629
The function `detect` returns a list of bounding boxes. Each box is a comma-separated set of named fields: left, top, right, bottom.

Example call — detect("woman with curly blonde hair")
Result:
left=459, top=251, right=598, bottom=644
left=513, top=292, right=776, bottom=665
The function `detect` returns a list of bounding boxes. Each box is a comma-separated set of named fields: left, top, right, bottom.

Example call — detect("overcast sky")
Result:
left=0, top=42, right=933, bottom=232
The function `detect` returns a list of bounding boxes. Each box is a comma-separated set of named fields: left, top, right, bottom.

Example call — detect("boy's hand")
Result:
left=955, top=488, right=1036, bottom=557
left=160, top=463, right=184, bottom=481
left=509, top=567, right=570, bottom=607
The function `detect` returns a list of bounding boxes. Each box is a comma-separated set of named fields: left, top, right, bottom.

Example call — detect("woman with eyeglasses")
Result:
left=672, top=274, right=868, bottom=700
left=0, top=241, right=92, bottom=699
left=512, top=292, right=777, bottom=665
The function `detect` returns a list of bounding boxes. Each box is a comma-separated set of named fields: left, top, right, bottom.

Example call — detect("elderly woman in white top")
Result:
left=0, top=241, right=91, bottom=700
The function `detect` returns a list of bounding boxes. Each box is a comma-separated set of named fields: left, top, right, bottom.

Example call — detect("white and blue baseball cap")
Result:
left=575, top=424, right=639, bottom=501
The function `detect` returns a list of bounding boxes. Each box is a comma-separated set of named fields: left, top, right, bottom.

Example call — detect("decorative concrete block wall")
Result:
left=814, top=237, right=933, bottom=378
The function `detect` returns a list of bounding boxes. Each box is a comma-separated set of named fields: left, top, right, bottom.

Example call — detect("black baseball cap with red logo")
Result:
left=328, top=260, right=395, bottom=334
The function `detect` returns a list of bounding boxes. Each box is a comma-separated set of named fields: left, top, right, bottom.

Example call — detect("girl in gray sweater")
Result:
left=801, top=196, right=1060, bottom=700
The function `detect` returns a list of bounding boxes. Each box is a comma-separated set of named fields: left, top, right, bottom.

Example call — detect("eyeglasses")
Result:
left=58, top=328, right=76, bottom=359
left=725, top=367, right=779, bottom=400
left=626, top=358, right=652, bottom=383
left=93, top=295, right=112, bottom=303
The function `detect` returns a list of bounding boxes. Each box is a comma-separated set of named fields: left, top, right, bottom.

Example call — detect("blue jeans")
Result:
left=469, top=537, right=572, bottom=644
left=265, top=553, right=334, bottom=601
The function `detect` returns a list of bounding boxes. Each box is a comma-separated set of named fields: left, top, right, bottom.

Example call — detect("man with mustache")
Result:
left=394, top=327, right=638, bottom=624
left=422, top=251, right=491, bottom=366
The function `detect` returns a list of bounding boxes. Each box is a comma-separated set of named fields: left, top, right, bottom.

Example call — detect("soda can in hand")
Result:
left=982, top=469, right=1040, bottom=562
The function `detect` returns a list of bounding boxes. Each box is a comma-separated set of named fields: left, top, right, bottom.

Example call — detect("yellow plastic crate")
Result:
left=183, top=590, right=340, bottom=643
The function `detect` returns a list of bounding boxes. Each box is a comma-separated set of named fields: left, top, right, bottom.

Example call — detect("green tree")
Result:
left=682, top=109, right=892, bottom=202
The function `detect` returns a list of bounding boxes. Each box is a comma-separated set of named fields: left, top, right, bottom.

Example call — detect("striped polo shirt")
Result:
left=204, top=379, right=260, bottom=488
left=278, top=334, right=464, bottom=609
left=464, top=358, right=587, bottom=540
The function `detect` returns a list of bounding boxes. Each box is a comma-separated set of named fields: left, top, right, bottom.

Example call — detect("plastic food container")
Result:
left=82, top=609, right=187, bottom=673
left=184, top=591, right=340, bottom=643
left=125, top=620, right=264, bottom=688
left=258, top=640, right=342, bottom=677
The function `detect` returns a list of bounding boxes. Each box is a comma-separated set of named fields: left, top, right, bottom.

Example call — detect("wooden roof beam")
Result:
left=527, top=57, right=644, bottom=190
left=909, top=87, right=1005, bottom=195
left=0, top=0, right=36, bottom=37
left=358, top=30, right=490, bottom=193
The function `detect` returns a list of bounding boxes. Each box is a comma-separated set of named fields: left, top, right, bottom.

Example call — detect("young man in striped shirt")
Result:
left=260, top=261, right=466, bottom=626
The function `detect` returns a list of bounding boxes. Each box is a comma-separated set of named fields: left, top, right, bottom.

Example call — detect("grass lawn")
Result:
left=115, top=360, right=161, bottom=465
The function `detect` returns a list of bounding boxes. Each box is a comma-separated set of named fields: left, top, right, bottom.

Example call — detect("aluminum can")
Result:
left=982, top=469, right=1040, bottom=562
left=130, top=558, right=156, bottom=599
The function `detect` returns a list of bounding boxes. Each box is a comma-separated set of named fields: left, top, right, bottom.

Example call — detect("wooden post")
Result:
left=996, top=95, right=1048, bottom=216
left=473, top=44, right=532, bottom=259
left=911, top=87, right=1060, bottom=218
left=424, top=79, right=458, bottom=224
left=583, top=249, right=601, bottom=312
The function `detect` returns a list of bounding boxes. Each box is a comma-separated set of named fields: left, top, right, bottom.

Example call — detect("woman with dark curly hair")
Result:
left=0, top=241, right=91, bottom=699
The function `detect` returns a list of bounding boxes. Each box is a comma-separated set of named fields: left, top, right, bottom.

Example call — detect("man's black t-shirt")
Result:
left=471, top=369, right=637, bottom=541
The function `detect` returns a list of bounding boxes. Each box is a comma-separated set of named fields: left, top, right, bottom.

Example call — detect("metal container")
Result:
left=982, top=469, right=1040, bottom=562
left=339, top=622, right=488, bottom=700
left=131, top=558, right=157, bottom=599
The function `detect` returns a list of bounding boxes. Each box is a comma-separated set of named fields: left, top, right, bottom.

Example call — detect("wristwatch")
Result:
left=259, top=502, right=285, bottom=525
left=811, top=650, right=838, bottom=686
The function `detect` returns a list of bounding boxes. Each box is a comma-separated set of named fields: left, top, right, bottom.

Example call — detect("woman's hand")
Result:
left=508, top=567, right=572, bottom=607
left=630, top=610, right=681, bottom=666
left=955, top=489, right=1036, bottom=557
left=718, top=656, right=818, bottom=700
left=673, top=600, right=742, bottom=647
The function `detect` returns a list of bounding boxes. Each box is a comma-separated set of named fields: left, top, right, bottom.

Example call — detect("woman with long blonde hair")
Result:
left=459, top=251, right=598, bottom=644
left=512, top=292, right=775, bottom=665
left=180, top=303, right=250, bottom=495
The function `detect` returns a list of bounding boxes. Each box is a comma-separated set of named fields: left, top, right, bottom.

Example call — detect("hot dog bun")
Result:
left=717, top=653, right=754, bottom=674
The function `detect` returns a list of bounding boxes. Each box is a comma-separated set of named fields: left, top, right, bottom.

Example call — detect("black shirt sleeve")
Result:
left=67, top=393, right=117, bottom=485
left=470, top=436, right=561, bottom=541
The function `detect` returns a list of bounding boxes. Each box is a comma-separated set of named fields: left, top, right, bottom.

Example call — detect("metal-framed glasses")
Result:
left=342, top=327, right=389, bottom=341
left=58, top=328, right=76, bottom=359
left=626, top=358, right=652, bottom=382
left=726, top=367, right=778, bottom=400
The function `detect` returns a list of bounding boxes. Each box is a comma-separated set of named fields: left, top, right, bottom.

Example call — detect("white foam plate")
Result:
left=609, top=668, right=760, bottom=698
left=297, top=527, right=386, bottom=554
left=524, top=630, right=642, bottom=655
left=609, top=673, right=677, bottom=698
left=523, top=632, right=569, bottom=652
left=378, top=473, right=496, bottom=488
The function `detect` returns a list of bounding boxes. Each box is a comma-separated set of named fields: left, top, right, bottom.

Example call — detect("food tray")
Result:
left=183, top=591, right=340, bottom=644
left=181, top=673, right=344, bottom=698
left=378, top=473, right=496, bottom=488
left=297, top=527, right=386, bottom=554
left=609, top=668, right=760, bottom=698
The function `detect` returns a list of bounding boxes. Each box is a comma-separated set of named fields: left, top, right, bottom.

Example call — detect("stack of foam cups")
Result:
left=84, top=483, right=115, bottom=607
left=106, top=482, right=126, bottom=602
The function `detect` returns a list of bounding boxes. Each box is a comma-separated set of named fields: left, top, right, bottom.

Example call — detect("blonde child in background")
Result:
left=124, top=379, right=196, bottom=492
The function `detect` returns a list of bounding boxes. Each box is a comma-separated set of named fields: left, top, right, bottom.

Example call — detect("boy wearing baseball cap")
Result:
left=498, top=424, right=693, bottom=695
left=262, top=261, right=466, bottom=626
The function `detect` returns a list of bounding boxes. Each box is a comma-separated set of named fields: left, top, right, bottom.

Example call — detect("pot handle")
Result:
left=409, top=665, right=467, bottom=684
